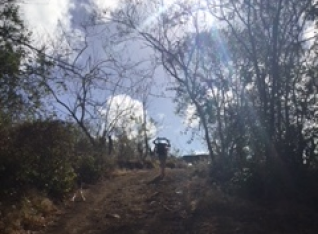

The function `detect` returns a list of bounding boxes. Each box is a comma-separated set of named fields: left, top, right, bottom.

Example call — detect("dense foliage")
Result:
left=0, top=0, right=50, bottom=122
left=0, top=120, right=76, bottom=197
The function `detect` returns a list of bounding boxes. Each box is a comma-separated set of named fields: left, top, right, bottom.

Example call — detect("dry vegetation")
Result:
left=0, top=190, right=59, bottom=234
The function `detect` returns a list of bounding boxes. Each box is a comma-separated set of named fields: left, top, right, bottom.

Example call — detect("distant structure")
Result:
left=182, top=154, right=210, bottom=164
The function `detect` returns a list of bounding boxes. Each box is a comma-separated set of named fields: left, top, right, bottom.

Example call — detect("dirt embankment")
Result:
left=42, top=168, right=318, bottom=234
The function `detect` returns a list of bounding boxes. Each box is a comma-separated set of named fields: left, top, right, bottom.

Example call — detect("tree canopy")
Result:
left=0, top=0, right=50, bottom=123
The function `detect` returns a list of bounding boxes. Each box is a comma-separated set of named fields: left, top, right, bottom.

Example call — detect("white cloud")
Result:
left=92, top=0, right=118, bottom=10
left=20, top=0, right=74, bottom=41
left=184, top=104, right=200, bottom=128
left=90, top=0, right=120, bottom=21
left=100, top=94, right=157, bottom=139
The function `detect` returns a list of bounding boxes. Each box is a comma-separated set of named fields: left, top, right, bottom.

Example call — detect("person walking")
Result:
left=153, top=137, right=171, bottom=178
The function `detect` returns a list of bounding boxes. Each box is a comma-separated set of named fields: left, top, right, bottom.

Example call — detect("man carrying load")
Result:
left=153, top=137, right=171, bottom=178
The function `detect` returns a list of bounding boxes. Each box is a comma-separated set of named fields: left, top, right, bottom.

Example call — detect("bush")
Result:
left=76, top=154, right=103, bottom=184
left=0, top=120, right=77, bottom=198
left=227, top=162, right=303, bottom=201
left=0, top=119, right=119, bottom=199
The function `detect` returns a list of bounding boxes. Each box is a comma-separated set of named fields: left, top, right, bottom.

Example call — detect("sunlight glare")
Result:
left=138, top=0, right=177, bottom=31
left=138, top=0, right=216, bottom=32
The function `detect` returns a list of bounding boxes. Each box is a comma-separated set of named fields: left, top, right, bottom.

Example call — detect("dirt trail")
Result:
left=45, top=169, right=194, bottom=234
left=43, top=168, right=318, bottom=234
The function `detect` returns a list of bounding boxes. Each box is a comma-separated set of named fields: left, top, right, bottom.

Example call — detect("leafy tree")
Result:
left=205, top=0, right=318, bottom=169
left=0, top=0, right=50, bottom=122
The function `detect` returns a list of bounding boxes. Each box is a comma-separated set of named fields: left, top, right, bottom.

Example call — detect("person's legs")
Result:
left=158, top=154, right=167, bottom=178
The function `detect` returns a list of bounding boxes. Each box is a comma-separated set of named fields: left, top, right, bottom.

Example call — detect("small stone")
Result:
left=175, top=190, right=183, bottom=194
left=105, top=213, right=121, bottom=219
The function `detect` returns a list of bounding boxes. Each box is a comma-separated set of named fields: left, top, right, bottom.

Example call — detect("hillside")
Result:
left=39, top=168, right=318, bottom=234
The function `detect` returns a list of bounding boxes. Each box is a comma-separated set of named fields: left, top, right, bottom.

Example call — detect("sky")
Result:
left=19, top=0, right=207, bottom=155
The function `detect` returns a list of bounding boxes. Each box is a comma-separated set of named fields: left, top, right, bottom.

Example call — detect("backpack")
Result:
left=156, top=143, right=168, bottom=155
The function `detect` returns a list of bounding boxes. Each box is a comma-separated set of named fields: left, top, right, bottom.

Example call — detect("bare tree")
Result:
left=93, top=0, right=217, bottom=161
left=41, top=22, right=155, bottom=151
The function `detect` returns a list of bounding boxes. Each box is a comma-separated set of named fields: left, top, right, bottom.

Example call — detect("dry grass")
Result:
left=166, top=157, right=188, bottom=169
left=0, top=190, right=59, bottom=234
left=111, top=169, right=132, bottom=177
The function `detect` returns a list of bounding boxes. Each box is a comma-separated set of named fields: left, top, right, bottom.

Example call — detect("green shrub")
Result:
left=0, top=119, right=118, bottom=198
left=0, top=126, right=25, bottom=195
left=0, top=120, right=78, bottom=198
left=76, top=154, right=102, bottom=184
left=228, top=162, right=300, bottom=201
